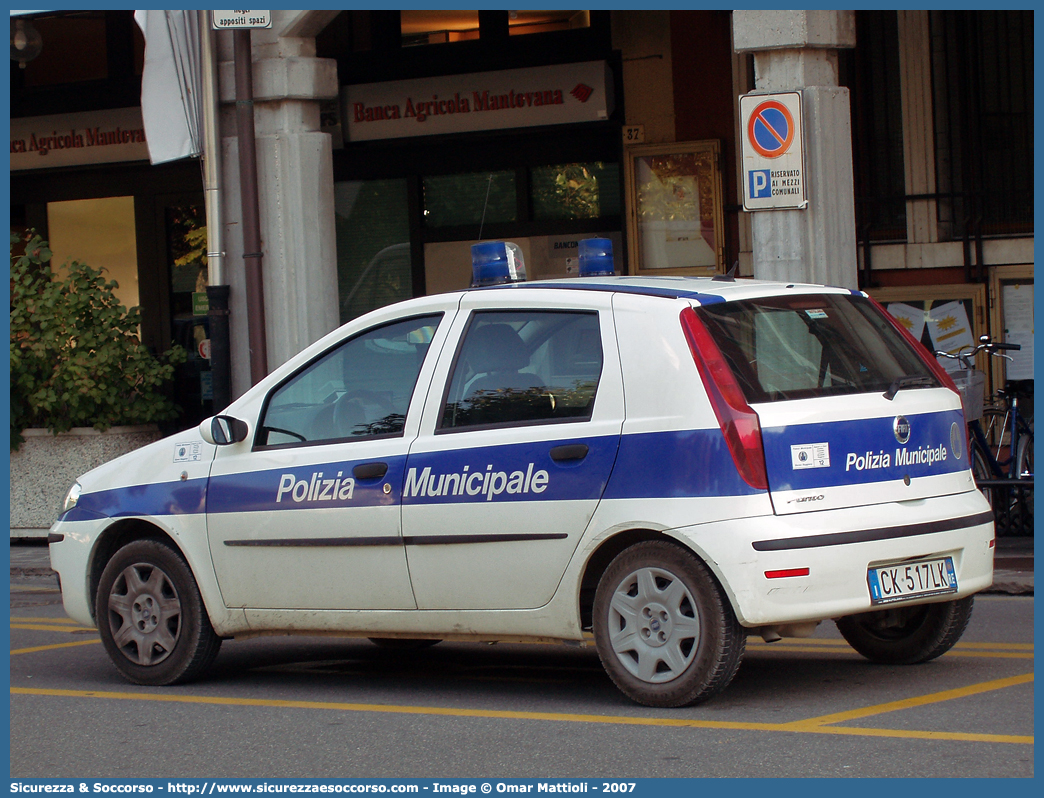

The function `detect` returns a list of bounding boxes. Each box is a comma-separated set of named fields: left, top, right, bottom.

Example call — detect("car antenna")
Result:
left=713, top=261, right=738, bottom=282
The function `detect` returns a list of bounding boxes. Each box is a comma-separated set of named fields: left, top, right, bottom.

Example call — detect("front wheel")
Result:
left=593, top=541, right=745, bottom=707
left=836, top=596, right=974, bottom=665
left=96, top=539, right=221, bottom=685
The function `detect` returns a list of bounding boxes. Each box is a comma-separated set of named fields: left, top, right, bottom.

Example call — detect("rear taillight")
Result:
left=680, top=306, right=769, bottom=491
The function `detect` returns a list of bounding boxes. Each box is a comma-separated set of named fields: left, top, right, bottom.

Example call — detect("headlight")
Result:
left=61, top=482, right=81, bottom=514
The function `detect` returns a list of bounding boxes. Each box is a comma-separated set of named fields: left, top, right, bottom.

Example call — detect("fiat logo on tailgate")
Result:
left=893, top=415, right=911, bottom=445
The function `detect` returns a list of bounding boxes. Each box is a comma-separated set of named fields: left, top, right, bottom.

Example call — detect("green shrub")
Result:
left=10, top=231, right=187, bottom=450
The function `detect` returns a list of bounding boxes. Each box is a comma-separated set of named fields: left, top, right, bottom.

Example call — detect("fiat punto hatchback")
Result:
left=49, top=241, right=994, bottom=707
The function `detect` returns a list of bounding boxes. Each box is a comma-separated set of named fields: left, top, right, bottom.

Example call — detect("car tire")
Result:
left=96, top=539, right=221, bottom=685
left=593, top=541, right=746, bottom=707
left=836, top=596, right=974, bottom=665
left=368, top=638, right=441, bottom=650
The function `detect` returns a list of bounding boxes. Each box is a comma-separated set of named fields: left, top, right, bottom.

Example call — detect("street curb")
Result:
left=10, top=567, right=58, bottom=577
left=983, top=580, right=1034, bottom=596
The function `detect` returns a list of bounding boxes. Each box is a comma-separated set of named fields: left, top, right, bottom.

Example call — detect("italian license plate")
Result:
left=867, top=557, right=958, bottom=605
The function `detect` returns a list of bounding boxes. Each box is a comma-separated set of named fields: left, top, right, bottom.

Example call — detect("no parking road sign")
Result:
left=741, top=92, right=806, bottom=211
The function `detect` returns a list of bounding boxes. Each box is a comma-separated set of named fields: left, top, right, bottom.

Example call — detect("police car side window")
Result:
left=439, top=310, right=602, bottom=431
left=257, top=315, right=442, bottom=448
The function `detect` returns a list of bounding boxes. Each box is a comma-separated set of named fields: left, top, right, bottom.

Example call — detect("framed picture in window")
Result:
left=623, top=140, right=725, bottom=275
left=866, top=283, right=989, bottom=383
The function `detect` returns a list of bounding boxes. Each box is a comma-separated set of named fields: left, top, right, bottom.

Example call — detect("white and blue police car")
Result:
left=49, top=239, right=994, bottom=707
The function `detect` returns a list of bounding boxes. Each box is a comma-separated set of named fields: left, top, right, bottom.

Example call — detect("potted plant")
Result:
left=9, top=231, right=186, bottom=536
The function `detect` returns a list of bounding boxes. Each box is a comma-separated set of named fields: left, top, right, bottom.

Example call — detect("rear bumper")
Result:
left=672, top=489, right=994, bottom=627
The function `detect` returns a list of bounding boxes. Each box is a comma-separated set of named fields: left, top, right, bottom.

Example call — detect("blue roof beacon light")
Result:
left=471, top=241, right=527, bottom=287
left=578, top=237, right=615, bottom=276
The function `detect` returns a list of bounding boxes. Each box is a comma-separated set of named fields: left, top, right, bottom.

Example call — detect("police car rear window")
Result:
left=695, top=294, right=936, bottom=403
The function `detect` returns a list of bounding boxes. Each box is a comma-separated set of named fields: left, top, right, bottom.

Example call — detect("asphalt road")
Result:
left=9, top=572, right=1034, bottom=779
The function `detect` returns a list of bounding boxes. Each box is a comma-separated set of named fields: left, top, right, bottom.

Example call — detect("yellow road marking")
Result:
left=10, top=616, right=87, bottom=625
left=782, top=672, right=1034, bottom=729
left=747, top=644, right=1033, bottom=659
left=11, top=640, right=102, bottom=655
left=790, top=726, right=1032, bottom=744
left=11, top=623, right=95, bottom=633
left=11, top=684, right=1032, bottom=745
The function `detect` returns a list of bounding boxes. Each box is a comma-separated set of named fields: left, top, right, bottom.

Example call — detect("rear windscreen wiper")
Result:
left=884, top=375, right=935, bottom=400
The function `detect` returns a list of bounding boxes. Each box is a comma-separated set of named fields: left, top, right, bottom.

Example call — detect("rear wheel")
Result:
left=980, top=409, right=1010, bottom=456
left=593, top=541, right=745, bottom=707
left=1015, top=425, right=1033, bottom=529
left=96, top=539, right=221, bottom=685
left=971, top=441, right=995, bottom=511
left=836, top=596, right=973, bottom=665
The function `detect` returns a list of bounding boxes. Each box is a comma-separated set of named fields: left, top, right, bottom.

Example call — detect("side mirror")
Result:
left=199, top=415, right=249, bottom=446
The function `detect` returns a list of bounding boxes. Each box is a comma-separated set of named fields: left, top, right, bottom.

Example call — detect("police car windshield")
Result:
left=696, top=294, right=937, bottom=403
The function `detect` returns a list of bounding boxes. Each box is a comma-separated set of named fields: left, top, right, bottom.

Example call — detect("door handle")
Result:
left=352, top=462, right=388, bottom=480
left=550, top=444, right=589, bottom=462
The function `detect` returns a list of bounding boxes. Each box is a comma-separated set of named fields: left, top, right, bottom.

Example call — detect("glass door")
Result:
left=165, top=201, right=212, bottom=428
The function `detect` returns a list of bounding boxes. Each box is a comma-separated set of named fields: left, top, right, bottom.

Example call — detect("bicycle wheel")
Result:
left=979, top=409, right=1010, bottom=462
left=971, top=441, right=995, bottom=512
left=1015, top=421, right=1033, bottom=530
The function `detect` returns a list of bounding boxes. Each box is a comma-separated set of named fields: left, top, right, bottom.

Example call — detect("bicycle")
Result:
left=935, top=337, right=1034, bottom=534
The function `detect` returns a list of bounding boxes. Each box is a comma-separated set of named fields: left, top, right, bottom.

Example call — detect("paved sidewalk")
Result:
left=991, top=535, right=1034, bottom=595
left=9, top=535, right=1034, bottom=594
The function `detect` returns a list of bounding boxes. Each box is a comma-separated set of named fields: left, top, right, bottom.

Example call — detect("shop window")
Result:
left=623, top=141, right=725, bottom=275
left=867, top=284, right=989, bottom=379
left=401, top=10, right=479, bottom=46
left=422, top=171, right=517, bottom=229
left=848, top=11, right=907, bottom=242
left=399, top=10, right=588, bottom=46
left=19, top=14, right=108, bottom=87
left=508, top=10, right=590, bottom=36
left=165, top=202, right=211, bottom=425
left=46, top=196, right=139, bottom=312
left=931, top=10, right=1032, bottom=237
left=531, top=162, right=620, bottom=221
left=335, top=179, right=413, bottom=325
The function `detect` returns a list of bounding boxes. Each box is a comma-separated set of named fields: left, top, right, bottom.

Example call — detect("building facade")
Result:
left=9, top=9, right=1033, bottom=428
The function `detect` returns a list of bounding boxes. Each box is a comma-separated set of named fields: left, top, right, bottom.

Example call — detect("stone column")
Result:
left=733, top=10, right=858, bottom=288
left=218, top=11, right=340, bottom=397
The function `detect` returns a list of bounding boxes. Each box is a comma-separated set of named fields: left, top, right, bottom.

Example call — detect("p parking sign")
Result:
left=740, top=92, right=806, bottom=211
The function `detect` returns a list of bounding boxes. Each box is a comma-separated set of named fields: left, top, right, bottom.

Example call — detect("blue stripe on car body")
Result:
left=61, top=409, right=967, bottom=520
left=761, top=409, right=967, bottom=491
